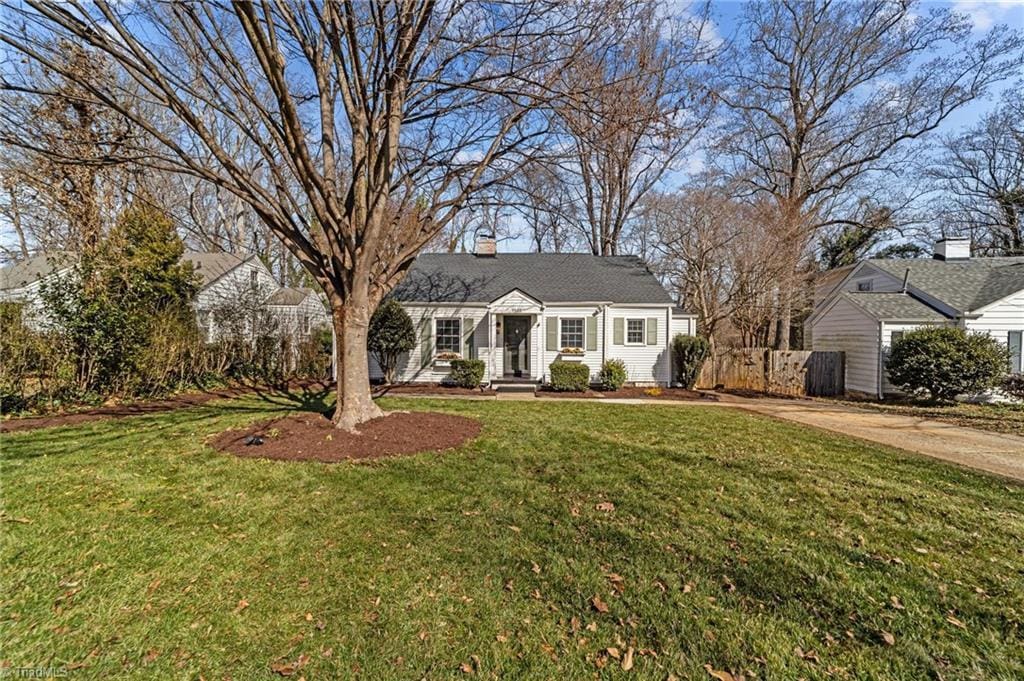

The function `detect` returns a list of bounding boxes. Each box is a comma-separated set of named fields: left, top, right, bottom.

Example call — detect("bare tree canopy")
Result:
left=715, top=0, right=1024, bottom=348
left=927, top=90, right=1024, bottom=256
left=1, top=0, right=626, bottom=428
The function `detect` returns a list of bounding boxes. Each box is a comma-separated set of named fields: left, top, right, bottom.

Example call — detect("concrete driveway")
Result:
left=713, top=395, right=1024, bottom=482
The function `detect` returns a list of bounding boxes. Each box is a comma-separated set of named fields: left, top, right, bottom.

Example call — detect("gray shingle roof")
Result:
left=391, top=253, right=673, bottom=305
left=866, top=257, right=1024, bottom=313
left=266, top=287, right=316, bottom=306
left=182, top=251, right=253, bottom=288
left=840, top=291, right=950, bottom=321
left=0, top=253, right=75, bottom=291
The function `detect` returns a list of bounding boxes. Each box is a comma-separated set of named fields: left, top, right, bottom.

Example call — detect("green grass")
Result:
left=832, top=399, right=1024, bottom=437
left=2, top=396, right=1023, bottom=680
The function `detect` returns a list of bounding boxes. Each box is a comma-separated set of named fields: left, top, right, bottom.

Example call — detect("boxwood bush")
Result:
left=597, top=358, right=628, bottom=391
left=886, top=326, right=1007, bottom=401
left=548, top=360, right=590, bottom=392
left=448, top=358, right=485, bottom=389
left=1000, top=374, right=1024, bottom=401
left=671, top=334, right=710, bottom=388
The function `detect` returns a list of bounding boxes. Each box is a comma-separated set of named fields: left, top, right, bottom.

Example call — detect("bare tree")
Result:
left=1, top=1, right=621, bottom=429
left=648, top=179, right=790, bottom=350
left=927, top=90, right=1024, bottom=256
left=555, top=1, right=716, bottom=255
left=509, top=161, right=574, bottom=252
left=0, top=43, right=139, bottom=257
left=716, top=0, right=1024, bottom=349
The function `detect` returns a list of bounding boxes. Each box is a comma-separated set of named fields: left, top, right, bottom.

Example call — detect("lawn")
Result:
left=2, top=395, right=1023, bottom=680
left=830, top=399, right=1024, bottom=437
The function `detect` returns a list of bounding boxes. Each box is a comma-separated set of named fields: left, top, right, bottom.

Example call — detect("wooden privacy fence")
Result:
left=696, top=349, right=844, bottom=397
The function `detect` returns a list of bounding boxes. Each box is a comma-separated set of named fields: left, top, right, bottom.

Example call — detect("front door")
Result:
left=503, top=316, right=531, bottom=377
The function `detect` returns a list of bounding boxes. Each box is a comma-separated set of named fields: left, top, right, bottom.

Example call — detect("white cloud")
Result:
left=952, top=0, right=1024, bottom=32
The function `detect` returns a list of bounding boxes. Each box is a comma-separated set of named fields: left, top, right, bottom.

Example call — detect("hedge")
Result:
left=548, top=360, right=590, bottom=392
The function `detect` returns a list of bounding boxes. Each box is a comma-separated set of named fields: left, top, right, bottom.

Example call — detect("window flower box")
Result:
left=558, top=347, right=585, bottom=361
left=434, top=351, right=462, bottom=367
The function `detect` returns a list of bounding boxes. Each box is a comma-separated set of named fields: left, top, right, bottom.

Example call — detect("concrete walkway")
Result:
left=397, top=391, right=1024, bottom=481
left=709, top=396, right=1024, bottom=482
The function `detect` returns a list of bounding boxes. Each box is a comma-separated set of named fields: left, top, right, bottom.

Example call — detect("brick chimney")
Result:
left=475, top=233, right=496, bottom=256
left=932, top=237, right=970, bottom=261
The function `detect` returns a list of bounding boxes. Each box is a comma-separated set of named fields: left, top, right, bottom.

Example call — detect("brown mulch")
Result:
left=0, top=381, right=330, bottom=433
left=210, top=411, right=481, bottom=463
left=372, top=383, right=496, bottom=397
left=538, top=386, right=718, bottom=401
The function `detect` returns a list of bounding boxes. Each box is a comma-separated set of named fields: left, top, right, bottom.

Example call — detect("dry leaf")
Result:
left=606, top=573, right=625, bottom=593
left=606, top=647, right=621, bottom=660
left=531, top=562, right=541, bottom=574
left=591, top=595, right=610, bottom=613
left=271, top=654, right=309, bottom=677
left=142, top=649, right=160, bottom=664
left=704, top=665, right=737, bottom=681
left=234, top=599, right=249, bottom=613
left=595, top=502, right=615, bottom=512
left=946, top=614, right=967, bottom=629
left=889, top=596, right=905, bottom=610
left=880, top=631, right=895, bottom=646
left=621, top=647, right=634, bottom=671
left=507, top=525, right=522, bottom=533
left=418, top=630, right=429, bottom=641
left=585, top=621, right=598, bottom=632
left=459, top=661, right=474, bottom=674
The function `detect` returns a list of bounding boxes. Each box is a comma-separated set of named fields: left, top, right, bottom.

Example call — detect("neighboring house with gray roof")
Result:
left=808, top=238, right=1024, bottom=398
left=0, top=251, right=329, bottom=345
left=376, top=236, right=696, bottom=387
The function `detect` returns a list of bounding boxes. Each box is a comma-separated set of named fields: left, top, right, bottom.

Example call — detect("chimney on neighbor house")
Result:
left=932, top=237, right=971, bottom=261
left=475, top=232, right=496, bottom=256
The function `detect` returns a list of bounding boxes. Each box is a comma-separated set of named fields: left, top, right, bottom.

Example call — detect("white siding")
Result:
left=369, top=304, right=489, bottom=383
left=810, top=297, right=881, bottom=396
left=965, top=290, right=1024, bottom=355
left=601, top=306, right=673, bottom=385
left=267, top=294, right=331, bottom=338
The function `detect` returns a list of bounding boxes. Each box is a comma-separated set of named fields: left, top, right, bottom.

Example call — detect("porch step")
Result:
left=492, top=381, right=539, bottom=393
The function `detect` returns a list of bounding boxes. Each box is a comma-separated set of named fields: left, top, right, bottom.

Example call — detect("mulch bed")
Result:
left=210, top=411, right=481, bottom=463
left=372, top=383, right=496, bottom=397
left=538, top=386, right=718, bottom=401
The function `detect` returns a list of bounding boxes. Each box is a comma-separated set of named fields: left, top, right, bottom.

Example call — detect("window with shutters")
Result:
left=435, top=318, right=462, bottom=355
left=626, top=319, right=645, bottom=345
left=559, top=318, right=584, bottom=349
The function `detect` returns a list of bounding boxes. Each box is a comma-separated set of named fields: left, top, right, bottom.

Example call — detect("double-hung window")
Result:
left=560, top=318, right=584, bottom=349
left=435, top=318, right=462, bottom=355
left=626, top=318, right=645, bottom=345
left=1010, top=330, right=1023, bottom=374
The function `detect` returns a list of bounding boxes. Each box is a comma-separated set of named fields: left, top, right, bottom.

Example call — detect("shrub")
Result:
left=671, top=334, right=710, bottom=389
left=1001, top=374, right=1024, bottom=401
left=597, top=359, right=627, bottom=391
left=549, top=360, right=590, bottom=392
left=448, top=358, right=485, bottom=388
left=368, top=298, right=415, bottom=384
left=886, top=326, right=1007, bottom=401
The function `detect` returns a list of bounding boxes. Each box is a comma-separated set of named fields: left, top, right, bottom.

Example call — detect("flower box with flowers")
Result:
left=434, top=351, right=462, bottom=367
left=558, top=347, right=585, bottom=361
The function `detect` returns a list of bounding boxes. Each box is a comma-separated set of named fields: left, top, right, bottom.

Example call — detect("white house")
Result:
left=808, top=238, right=1024, bottom=398
left=0, top=251, right=330, bottom=344
left=373, top=236, right=696, bottom=387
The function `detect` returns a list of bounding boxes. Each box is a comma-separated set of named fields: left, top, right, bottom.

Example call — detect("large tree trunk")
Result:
left=331, top=299, right=384, bottom=431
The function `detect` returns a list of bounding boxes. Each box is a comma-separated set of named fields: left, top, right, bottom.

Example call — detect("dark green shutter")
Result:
left=613, top=318, right=624, bottom=345
left=463, top=317, right=475, bottom=359
left=646, top=317, right=658, bottom=345
left=419, top=315, right=433, bottom=368
left=585, top=316, right=597, bottom=351
left=546, top=317, right=558, bottom=351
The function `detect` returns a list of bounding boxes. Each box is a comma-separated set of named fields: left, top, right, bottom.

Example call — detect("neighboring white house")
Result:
left=373, top=236, right=696, bottom=387
left=808, top=238, right=1024, bottom=398
left=0, top=251, right=330, bottom=344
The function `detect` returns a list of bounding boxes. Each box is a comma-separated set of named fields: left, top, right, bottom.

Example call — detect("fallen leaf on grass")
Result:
left=605, top=647, right=621, bottom=660
left=889, top=596, right=905, bottom=610
left=531, top=562, right=541, bottom=574
left=621, top=647, right=634, bottom=671
left=946, top=614, right=967, bottom=629
left=605, top=573, right=625, bottom=593
left=271, top=654, right=309, bottom=676
left=704, top=665, right=742, bottom=681
left=595, top=502, right=615, bottom=512
left=234, top=599, right=249, bottom=614
left=591, top=596, right=610, bottom=613
left=794, top=646, right=819, bottom=663
left=507, top=525, right=522, bottom=533
left=142, top=649, right=160, bottom=664
left=880, top=631, right=895, bottom=646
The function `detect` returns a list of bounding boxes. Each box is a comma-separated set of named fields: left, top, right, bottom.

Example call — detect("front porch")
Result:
left=484, top=289, right=544, bottom=382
